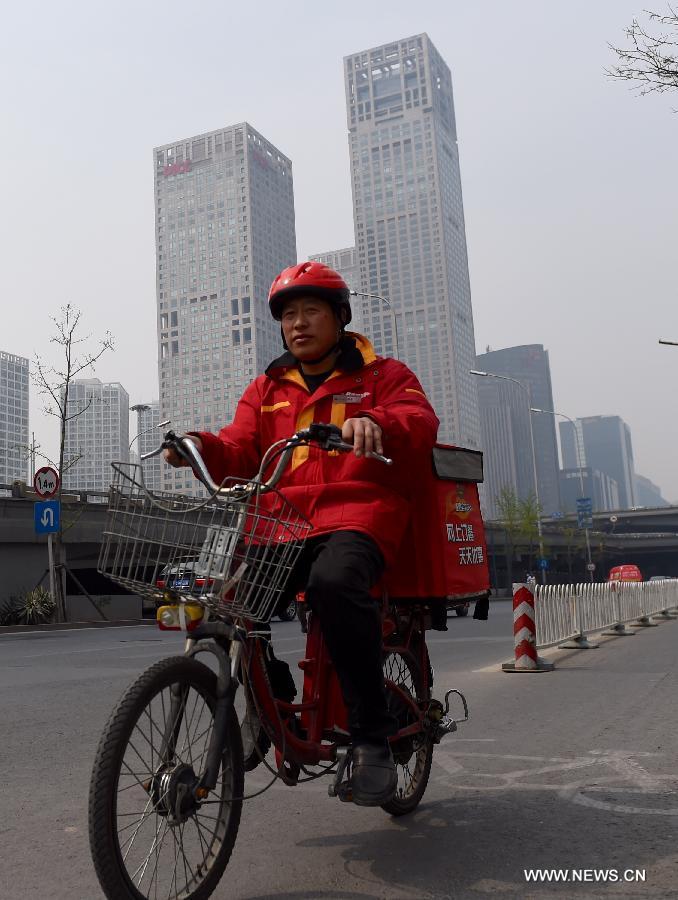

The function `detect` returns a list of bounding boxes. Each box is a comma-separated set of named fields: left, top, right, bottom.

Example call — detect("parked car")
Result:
left=156, top=560, right=213, bottom=592
left=608, top=564, right=642, bottom=583
left=157, top=561, right=299, bottom=622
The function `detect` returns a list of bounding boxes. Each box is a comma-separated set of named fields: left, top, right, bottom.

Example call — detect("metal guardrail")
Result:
left=534, top=580, right=678, bottom=649
left=0, top=481, right=108, bottom=503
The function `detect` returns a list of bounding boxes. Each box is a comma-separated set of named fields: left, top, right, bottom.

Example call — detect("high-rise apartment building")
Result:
left=559, top=415, right=636, bottom=508
left=62, top=379, right=129, bottom=492
left=131, top=402, right=163, bottom=493
left=154, top=123, right=296, bottom=493
left=308, top=247, right=364, bottom=332
left=0, top=351, right=29, bottom=484
left=475, top=345, right=561, bottom=518
left=309, top=247, right=358, bottom=290
left=344, top=34, right=480, bottom=447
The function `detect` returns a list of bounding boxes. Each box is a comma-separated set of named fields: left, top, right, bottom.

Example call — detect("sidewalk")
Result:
left=0, top=618, right=153, bottom=635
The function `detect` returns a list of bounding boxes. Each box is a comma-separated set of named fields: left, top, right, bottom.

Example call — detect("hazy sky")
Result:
left=2, top=1, right=676, bottom=498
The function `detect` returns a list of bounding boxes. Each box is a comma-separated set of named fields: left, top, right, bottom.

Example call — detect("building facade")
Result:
left=154, top=123, right=297, bottom=493
left=634, top=473, right=668, bottom=508
left=475, top=345, right=561, bottom=519
left=62, top=379, right=129, bottom=492
left=308, top=247, right=358, bottom=290
left=308, top=247, right=365, bottom=333
left=344, top=34, right=480, bottom=447
left=559, top=415, right=636, bottom=509
left=0, top=351, right=29, bottom=484
left=559, top=467, right=620, bottom=515
left=131, top=402, right=163, bottom=493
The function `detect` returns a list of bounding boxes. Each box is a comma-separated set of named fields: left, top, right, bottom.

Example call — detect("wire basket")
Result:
left=98, top=463, right=311, bottom=623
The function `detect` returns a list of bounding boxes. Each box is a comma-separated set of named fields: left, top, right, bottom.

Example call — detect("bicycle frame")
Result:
left=177, top=595, right=433, bottom=787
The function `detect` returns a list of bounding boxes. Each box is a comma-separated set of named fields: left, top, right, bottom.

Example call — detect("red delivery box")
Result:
left=385, top=443, right=490, bottom=608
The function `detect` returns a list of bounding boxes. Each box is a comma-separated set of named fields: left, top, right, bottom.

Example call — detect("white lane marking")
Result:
left=430, top=747, right=678, bottom=816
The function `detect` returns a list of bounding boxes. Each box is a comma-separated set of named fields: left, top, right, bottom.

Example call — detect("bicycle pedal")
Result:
left=332, top=780, right=353, bottom=803
left=434, top=716, right=458, bottom=742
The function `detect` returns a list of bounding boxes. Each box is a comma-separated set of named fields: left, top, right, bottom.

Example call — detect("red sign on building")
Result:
left=163, top=160, right=192, bottom=177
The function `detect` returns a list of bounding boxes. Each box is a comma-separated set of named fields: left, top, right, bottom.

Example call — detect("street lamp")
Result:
left=531, top=406, right=594, bottom=582
left=130, top=404, right=170, bottom=453
left=470, top=369, right=547, bottom=583
left=659, top=339, right=678, bottom=346
left=350, top=290, right=400, bottom=360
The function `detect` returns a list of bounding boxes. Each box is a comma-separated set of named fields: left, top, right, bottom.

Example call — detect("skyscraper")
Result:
left=344, top=34, right=480, bottom=447
left=560, top=415, right=637, bottom=508
left=0, top=351, right=29, bottom=484
left=62, top=378, right=129, bottom=492
left=559, top=467, right=620, bottom=514
left=309, top=247, right=358, bottom=290
left=154, top=123, right=296, bottom=492
left=475, top=345, right=561, bottom=518
left=634, top=473, right=668, bottom=508
left=308, top=247, right=363, bottom=332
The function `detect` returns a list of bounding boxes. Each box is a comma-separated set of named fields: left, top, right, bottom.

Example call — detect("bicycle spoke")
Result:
left=132, top=814, right=169, bottom=886
left=117, top=799, right=155, bottom=840
left=120, top=757, right=152, bottom=793
left=167, top=822, right=180, bottom=900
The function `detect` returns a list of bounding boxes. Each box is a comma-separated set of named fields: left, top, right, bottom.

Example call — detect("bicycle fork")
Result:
left=160, top=633, right=241, bottom=794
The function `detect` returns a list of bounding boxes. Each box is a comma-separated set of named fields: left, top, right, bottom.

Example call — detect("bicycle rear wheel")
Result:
left=381, top=645, right=433, bottom=816
left=89, top=655, right=243, bottom=900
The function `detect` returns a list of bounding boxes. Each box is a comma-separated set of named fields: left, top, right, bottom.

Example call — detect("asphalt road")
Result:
left=2, top=602, right=678, bottom=899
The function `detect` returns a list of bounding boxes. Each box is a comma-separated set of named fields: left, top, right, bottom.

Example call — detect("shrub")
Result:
left=0, top=588, right=56, bottom=626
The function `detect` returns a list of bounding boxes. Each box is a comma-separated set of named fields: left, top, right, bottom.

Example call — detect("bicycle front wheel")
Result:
left=89, top=655, right=244, bottom=900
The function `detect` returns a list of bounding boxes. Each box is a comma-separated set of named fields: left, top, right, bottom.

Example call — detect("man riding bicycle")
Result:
left=165, top=260, right=439, bottom=805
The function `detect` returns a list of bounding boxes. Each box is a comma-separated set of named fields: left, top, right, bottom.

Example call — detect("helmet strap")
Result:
left=300, top=340, right=342, bottom=367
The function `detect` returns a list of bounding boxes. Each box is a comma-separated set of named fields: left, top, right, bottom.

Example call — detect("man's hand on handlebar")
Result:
left=342, top=417, right=383, bottom=459
left=163, top=434, right=204, bottom=468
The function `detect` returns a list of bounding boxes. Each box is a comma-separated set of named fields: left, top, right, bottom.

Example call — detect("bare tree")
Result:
left=30, top=305, right=114, bottom=621
left=608, top=7, right=678, bottom=96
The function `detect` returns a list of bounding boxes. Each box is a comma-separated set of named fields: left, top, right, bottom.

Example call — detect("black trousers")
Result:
left=290, top=530, right=396, bottom=744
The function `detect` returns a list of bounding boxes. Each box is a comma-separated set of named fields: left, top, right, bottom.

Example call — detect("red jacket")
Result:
left=194, top=334, right=439, bottom=567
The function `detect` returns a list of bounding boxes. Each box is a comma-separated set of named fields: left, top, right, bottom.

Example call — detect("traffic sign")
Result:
left=538, top=557, right=549, bottom=570
left=34, top=500, right=60, bottom=534
left=586, top=563, right=596, bottom=572
left=33, top=466, right=59, bottom=499
left=576, top=497, right=593, bottom=529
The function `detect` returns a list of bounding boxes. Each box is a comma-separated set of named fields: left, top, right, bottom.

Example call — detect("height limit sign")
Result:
left=33, top=466, right=59, bottom=499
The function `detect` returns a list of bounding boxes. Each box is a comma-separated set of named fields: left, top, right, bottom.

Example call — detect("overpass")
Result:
left=2, top=486, right=677, bottom=615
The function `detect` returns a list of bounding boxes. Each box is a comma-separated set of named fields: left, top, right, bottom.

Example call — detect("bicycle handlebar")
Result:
left=140, top=422, right=392, bottom=497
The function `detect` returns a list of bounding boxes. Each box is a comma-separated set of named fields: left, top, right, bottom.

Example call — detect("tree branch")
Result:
left=608, top=8, right=678, bottom=97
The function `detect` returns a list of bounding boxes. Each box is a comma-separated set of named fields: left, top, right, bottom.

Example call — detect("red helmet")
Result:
left=268, top=261, right=352, bottom=324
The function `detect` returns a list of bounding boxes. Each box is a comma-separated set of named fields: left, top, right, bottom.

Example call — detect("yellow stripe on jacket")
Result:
left=261, top=401, right=291, bottom=412
left=291, top=406, right=316, bottom=471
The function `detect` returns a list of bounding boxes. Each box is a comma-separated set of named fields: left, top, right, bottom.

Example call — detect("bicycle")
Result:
left=88, top=423, right=470, bottom=900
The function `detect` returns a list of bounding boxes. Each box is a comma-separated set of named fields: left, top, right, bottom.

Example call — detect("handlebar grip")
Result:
left=330, top=438, right=393, bottom=465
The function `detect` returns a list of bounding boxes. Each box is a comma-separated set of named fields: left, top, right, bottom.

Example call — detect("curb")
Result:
left=0, top=619, right=155, bottom=635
